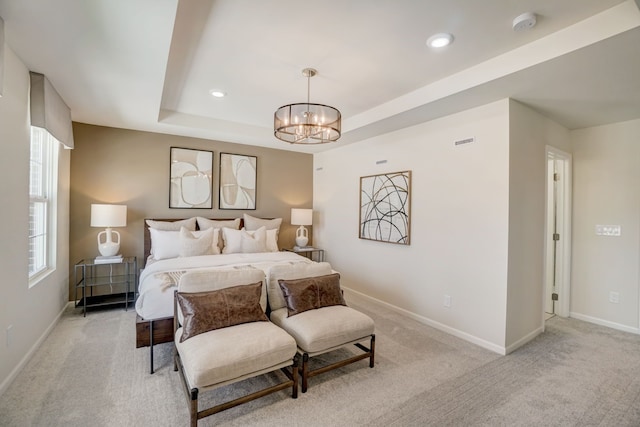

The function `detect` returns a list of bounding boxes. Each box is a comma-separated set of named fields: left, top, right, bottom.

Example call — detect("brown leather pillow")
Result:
left=278, top=273, right=346, bottom=317
left=177, top=282, right=267, bottom=342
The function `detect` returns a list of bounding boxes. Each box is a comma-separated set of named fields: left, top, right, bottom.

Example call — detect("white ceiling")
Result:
left=1, top=0, right=640, bottom=153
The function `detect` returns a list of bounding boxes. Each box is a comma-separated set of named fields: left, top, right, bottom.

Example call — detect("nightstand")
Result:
left=74, top=256, right=137, bottom=316
left=284, top=247, right=325, bottom=262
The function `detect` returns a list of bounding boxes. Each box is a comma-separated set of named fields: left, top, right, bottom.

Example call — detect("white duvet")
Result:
left=135, top=251, right=312, bottom=320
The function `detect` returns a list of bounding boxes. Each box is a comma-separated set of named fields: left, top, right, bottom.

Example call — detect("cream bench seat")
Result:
left=174, top=267, right=298, bottom=426
left=267, top=262, right=375, bottom=393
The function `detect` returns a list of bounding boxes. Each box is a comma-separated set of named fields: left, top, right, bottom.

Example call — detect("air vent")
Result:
left=455, top=137, right=475, bottom=146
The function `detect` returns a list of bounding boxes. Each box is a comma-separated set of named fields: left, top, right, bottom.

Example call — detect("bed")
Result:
left=135, top=215, right=315, bottom=373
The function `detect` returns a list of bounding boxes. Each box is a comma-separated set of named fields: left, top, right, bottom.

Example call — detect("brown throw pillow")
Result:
left=278, top=273, right=346, bottom=317
left=177, top=282, right=267, bottom=342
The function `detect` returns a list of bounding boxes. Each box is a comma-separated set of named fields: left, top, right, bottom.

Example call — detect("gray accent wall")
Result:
left=69, top=123, right=313, bottom=299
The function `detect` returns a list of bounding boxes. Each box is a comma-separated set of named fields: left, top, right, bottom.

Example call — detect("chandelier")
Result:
left=274, top=68, right=341, bottom=144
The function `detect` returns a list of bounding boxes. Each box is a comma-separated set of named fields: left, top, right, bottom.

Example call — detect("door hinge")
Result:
left=552, top=293, right=559, bottom=301
left=553, top=233, right=560, bottom=241
left=554, top=173, right=559, bottom=181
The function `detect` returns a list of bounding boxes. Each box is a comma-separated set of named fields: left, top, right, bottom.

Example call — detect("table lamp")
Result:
left=91, top=204, right=127, bottom=257
left=291, top=208, right=312, bottom=248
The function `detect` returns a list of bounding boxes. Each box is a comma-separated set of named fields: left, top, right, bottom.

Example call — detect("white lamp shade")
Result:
left=291, top=208, right=312, bottom=226
left=91, top=204, right=127, bottom=227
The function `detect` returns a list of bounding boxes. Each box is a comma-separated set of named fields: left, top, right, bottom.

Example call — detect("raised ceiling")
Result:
left=1, top=0, right=639, bottom=153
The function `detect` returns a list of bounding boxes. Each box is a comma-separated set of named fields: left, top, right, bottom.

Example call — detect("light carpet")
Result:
left=1, top=294, right=640, bottom=426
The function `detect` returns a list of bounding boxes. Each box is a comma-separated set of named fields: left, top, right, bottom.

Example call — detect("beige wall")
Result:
left=0, top=45, right=70, bottom=394
left=505, top=100, right=571, bottom=351
left=314, top=100, right=512, bottom=353
left=69, top=123, right=313, bottom=298
left=571, top=119, right=640, bottom=332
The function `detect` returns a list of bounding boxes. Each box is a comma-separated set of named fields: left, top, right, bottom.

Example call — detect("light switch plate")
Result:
left=595, top=225, right=621, bottom=236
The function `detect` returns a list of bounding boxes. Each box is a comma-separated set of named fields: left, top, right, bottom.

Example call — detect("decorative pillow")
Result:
left=196, top=217, right=241, bottom=231
left=243, top=214, right=282, bottom=233
left=267, top=262, right=334, bottom=311
left=148, top=228, right=181, bottom=260
left=179, top=227, right=220, bottom=257
left=278, top=273, right=346, bottom=317
left=246, top=228, right=278, bottom=252
left=146, top=218, right=196, bottom=231
left=177, top=282, right=268, bottom=342
left=222, top=227, right=268, bottom=254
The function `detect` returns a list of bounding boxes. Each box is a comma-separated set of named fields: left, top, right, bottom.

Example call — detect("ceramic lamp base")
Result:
left=97, top=228, right=121, bottom=257
left=295, top=225, right=309, bottom=247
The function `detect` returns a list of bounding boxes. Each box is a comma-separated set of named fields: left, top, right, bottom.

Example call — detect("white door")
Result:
left=544, top=147, right=572, bottom=318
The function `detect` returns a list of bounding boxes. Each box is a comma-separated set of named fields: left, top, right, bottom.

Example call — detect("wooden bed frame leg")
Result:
left=301, top=353, right=309, bottom=393
left=149, top=320, right=154, bottom=374
left=370, top=334, right=376, bottom=368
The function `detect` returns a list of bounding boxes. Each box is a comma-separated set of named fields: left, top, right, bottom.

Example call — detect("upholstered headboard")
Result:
left=143, top=217, right=245, bottom=267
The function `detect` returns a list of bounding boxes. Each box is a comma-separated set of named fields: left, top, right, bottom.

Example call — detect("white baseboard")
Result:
left=505, top=326, right=543, bottom=354
left=343, top=287, right=507, bottom=355
left=0, top=302, right=71, bottom=397
left=570, top=311, right=640, bottom=335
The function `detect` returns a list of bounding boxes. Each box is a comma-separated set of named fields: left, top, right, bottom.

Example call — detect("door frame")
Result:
left=543, top=146, right=572, bottom=324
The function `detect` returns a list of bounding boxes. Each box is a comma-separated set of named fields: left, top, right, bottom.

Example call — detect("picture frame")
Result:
left=219, top=152, right=257, bottom=210
left=169, top=147, right=213, bottom=209
left=359, top=170, right=411, bottom=245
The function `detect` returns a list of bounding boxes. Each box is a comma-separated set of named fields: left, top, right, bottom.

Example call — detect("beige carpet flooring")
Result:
left=1, top=293, right=640, bottom=426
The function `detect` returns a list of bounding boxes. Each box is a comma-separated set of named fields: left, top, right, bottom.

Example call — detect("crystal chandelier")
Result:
left=274, top=68, right=341, bottom=144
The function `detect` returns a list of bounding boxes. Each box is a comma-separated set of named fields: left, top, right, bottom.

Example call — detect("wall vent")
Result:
left=455, top=137, right=475, bottom=146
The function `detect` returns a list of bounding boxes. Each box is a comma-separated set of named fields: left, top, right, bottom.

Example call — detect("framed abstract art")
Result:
left=219, top=153, right=257, bottom=210
left=169, top=147, right=213, bottom=209
left=359, top=170, right=411, bottom=245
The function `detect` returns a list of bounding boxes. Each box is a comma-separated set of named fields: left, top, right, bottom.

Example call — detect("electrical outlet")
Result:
left=443, top=295, right=452, bottom=308
left=6, top=324, right=13, bottom=348
left=609, top=292, right=620, bottom=304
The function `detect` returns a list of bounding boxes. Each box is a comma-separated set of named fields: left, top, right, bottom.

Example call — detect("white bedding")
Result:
left=135, top=251, right=312, bottom=320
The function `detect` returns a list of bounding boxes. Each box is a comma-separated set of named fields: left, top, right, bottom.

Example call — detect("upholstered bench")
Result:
left=267, top=262, right=375, bottom=392
left=173, top=267, right=298, bottom=426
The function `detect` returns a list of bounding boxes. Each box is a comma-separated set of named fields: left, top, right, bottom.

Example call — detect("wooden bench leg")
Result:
left=370, top=334, right=376, bottom=368
left=292, top=355, right=299, bottom=399
left=189, top=388, right=198, bottom=427
left=301, top=353, right=310, bottom=393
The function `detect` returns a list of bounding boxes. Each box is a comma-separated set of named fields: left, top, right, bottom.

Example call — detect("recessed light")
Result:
left=210, top=90, right=226, bottom=98
left=427, top=33, right=453, bottom=48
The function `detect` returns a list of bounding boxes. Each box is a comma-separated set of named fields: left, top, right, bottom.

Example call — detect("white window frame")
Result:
left=29, top=126, right=58, bottom=287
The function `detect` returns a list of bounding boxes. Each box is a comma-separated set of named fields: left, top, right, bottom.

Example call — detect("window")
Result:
left=29, top=126, right=58, bottom=284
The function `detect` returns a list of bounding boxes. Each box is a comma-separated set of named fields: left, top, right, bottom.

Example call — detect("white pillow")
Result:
left=243, top=214, right=282, bottom=232
left=179, top=227, right=220, bottom=257
left=222, top=227, right=267, bottom=254
left=247, top=228, right=278, bottom=252
left=149, top=228, right=181, bottom=260
left=146, top=218, right=196, bottom=231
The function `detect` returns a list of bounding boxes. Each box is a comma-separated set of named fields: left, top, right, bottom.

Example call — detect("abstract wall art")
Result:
left=169, top=147, right=213, bottom=209
left=219, top=153, right=257, bottom=210
left=359, top=170, right=411, bottom=245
